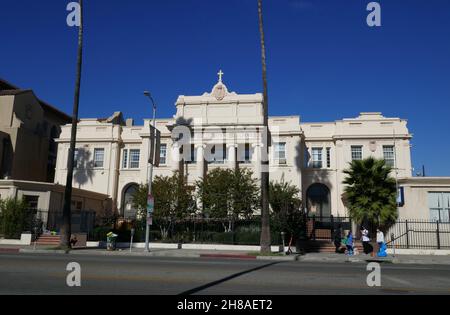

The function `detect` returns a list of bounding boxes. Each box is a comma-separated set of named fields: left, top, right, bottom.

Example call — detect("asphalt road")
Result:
left=0, top=253, right=450, bottom=295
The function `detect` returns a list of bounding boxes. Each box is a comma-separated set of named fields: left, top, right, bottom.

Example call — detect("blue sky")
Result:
left=1, top=0, right=450, bottom=176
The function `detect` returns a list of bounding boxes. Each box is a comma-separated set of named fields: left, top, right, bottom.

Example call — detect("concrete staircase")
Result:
left=35, top=235, right=61, bottom=246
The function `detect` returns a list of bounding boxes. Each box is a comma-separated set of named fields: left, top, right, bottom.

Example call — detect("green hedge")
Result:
left=0, top=198, right=35, bottom=239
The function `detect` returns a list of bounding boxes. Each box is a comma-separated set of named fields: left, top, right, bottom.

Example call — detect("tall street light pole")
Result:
left=144, top=91, right=157, bottom=252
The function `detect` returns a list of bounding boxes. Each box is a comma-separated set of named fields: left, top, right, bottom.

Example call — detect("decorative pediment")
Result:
left=211, top=82, right=228, bottom=101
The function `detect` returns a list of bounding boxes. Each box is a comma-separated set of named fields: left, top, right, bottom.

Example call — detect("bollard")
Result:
left=391, top=233, right=395, bottom=257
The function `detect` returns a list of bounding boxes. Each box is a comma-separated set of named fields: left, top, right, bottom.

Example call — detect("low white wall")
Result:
left=86, top=241, right=288, bottom=252
left=387, top=249, right=450, bottom=256
left=0, top=233, right=32, bottom=246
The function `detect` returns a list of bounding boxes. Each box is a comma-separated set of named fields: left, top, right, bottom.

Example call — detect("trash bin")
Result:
left=106, top=232, right=118, bottom=251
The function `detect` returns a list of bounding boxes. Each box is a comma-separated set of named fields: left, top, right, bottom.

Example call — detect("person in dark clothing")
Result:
left=70, top=235, right=78, bottom=249
left=333, top=224, right=343, bottom=253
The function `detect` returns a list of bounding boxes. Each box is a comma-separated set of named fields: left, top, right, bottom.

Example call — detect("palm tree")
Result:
left=343, top=157, right=398, bottom=231
left=257, top=0, right=271, bottom=253
left=61, top=0, right=84, bottom=248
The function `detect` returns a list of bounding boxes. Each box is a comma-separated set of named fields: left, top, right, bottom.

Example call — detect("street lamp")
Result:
left=144, top=91, right=157, bottom=252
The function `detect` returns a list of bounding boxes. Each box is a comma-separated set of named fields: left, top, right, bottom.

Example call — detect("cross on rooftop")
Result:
left=217, top=70, right=224, bottom=82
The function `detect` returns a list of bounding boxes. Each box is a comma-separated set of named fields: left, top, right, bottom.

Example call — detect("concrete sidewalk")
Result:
left=14, top=246, right=299, bottom=261
left=2, top=245, right=449, bottom=265
left=299, top=252, right=450, bottom=265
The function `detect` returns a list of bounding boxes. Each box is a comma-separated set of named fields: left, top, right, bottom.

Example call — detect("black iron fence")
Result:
left=35, top=210, right=96, bottom=236
left=305, top=216, right=450, bottom=250
left=386, top=220, right=450, bottom=250
left=89, top=217, right=285, bottom=245
left=84, top=214, right=450, bottom=250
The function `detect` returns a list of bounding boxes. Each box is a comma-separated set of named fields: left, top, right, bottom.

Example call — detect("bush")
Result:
left=0, top=198, right=31, bottom=239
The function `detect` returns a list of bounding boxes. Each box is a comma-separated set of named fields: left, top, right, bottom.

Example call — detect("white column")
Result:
left=252, top=143, right=262, bottom=182
left=172, top=142, right=180, bottom=172
left=196, top=144, right=205, bottom=179
left=227, top=144, right=237, bottom=170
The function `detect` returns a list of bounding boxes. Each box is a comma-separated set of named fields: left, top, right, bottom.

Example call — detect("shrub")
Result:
left=0, top=198, right=30, bottom=239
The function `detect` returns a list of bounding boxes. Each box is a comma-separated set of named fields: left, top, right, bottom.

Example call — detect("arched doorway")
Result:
left=306, top=183, right=331, bottom=218
left=122, top=183, right=139, bottom=219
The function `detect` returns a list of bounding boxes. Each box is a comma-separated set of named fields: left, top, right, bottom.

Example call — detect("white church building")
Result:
left=54, top=74, right=450, bottom=222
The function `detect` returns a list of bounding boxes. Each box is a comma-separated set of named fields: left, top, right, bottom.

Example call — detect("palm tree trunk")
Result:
left=257, top=0, right=271, bottom=253
left=60, top=0, right=84, bottom=248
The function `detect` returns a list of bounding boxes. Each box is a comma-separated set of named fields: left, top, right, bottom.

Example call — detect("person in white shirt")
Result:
left=361, top=227, right=372, bottom=255
left=376, top=229, right=385, bottom=247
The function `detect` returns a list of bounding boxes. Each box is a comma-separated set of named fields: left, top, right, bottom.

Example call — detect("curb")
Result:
left=0, top=248, right=20, bottom=253
left=200, top=254, right=256, bottom=260
left=298, top=256, right=396, bottom=264
left=15, top=248, right=299, bottom=261
left=20, top=249, right=68, bottom=254
left=256, top=255, right=300, bottom=261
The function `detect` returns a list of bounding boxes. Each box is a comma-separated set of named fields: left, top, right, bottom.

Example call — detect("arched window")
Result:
left=122, top=184, right=139, bottom=219
left=306, top=183, right=331, bottom=218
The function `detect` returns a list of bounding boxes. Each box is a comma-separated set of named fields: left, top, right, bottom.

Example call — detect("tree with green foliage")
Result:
left=269, top=180, right=304, bottom=240
left=0, top=198, right=31, bottom=239
left=132, top=171, right=195, bottom=240
left=196, top=168, right=260, bottom=231
left=196, top=168, right=232, bottom=220
left=231, top=168, right=261, bottom=219
left=343, top=157, right=398, bottom=230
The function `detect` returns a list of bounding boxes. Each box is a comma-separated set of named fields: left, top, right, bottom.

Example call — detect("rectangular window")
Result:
left=187, top=144, right=197, bottom=164
left=122, top=149, right=128, bottom=169
left=383, top=145, right=395, bottom=167
left=210, top=144, right=225, bottom=164
left=429, top=192, right=450, bottom=222
left=129, top=149, right=140, bottom=169
left=275, top=142, right=287, bottom=164
left=237, top=143, right=252, bottom=164
left=312, top=148, right=323, bottom=168
left=160, top=144, right=167, bottom=165
left=24, top=195, right=39, bottom=211
left=245, top=143, right=251, bottom=163
left=326, top=147, right=331, bottom=168
left=94, top=148, right=105, bottom=168
left=351, top=146, right=363, bottom=161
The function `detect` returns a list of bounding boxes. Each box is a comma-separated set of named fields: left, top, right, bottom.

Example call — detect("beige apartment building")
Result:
left=53, top=75, right=450, bottom=222
left=0, top=79, right=71, bottom=183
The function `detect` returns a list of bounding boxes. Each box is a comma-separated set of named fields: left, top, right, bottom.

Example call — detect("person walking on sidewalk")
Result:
left=377, top=229, right=385, bottom=249
left=334, top=224, right=343, bottom=253
left=361, top=226, right=372, bottom=255
left=346, top=231, right=354, bottom=256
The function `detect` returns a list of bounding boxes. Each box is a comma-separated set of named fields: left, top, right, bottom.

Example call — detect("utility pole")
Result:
left=144, top=91, right=157, bottom=252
